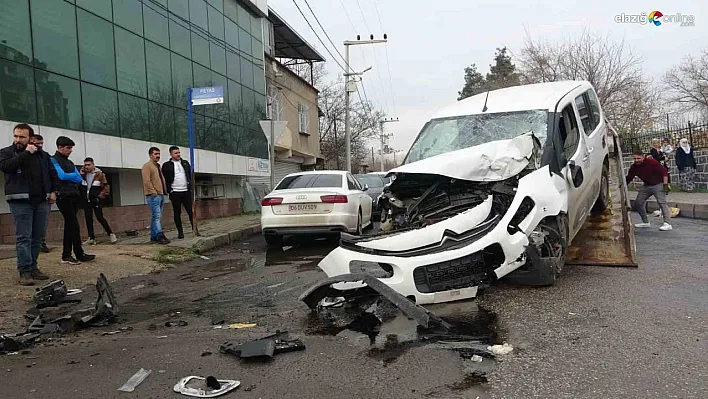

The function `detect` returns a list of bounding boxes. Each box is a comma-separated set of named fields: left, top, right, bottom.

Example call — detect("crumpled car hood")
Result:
left=390, top=132, right=538, bottom=182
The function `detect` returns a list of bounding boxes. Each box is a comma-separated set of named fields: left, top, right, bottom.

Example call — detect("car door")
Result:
left=558, top=101, right=592, bottom=237
left=346, top=173, right=370, bottom=220
left=574, top=89, right=605, bottom=209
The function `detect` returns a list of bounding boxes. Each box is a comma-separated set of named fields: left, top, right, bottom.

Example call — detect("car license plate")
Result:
left=288, top=204, right=317, bottom=212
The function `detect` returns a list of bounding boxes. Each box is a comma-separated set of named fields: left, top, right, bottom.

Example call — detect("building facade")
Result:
left=0, top=0, right=273, bottom=236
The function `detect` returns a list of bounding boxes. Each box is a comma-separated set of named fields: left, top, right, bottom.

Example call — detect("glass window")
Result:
left=78, top=9, right=116, bottom=88
left=0, top=59, right=36, bottom=123
left=207, top=0, right=222, bottom=12
left=238, top=28, right=251, bottom=61
left=143, top=3, right=169, bottom=48
left=36, top=71, right=82, bottom=131
left=574, top=94, right=594, bottom=135
left=231, top=124, right=247, bottom=155
left=30, top=0, right=79, bottom=78
left=210, top=71, right=228, bottom=121
left=146, top=41, right=173, bottom=104
left=251, top=36, right=263, bottom=61
left=586, top=89, right=602, bottom=129
left=240, top=58, right=253, bottom=89
left=210, top=42, right=227, bottom=76
left=153, top=0, right=167, bottom=5
left=0, top=0, right=32, bottom=64
left=115, top=27, right=147, bottom=97
left=253, top=63, right=265, bottom=94
left=168, top=0, right=189, bottom=20
left=253, top=131, right=268, bottom=158
left=194, top=113, right=207, bottom=148
left=113, top=0, right=143, bottom=36
left=171, top=53, right=192, bottom=108
left=227, top=79, right=241, bottom=125
left=208, top=5, right=224, bottom=40
left=189, top=0, right=208, bottom=30
left=355, top=174, right=384, bottom=188
left=224, top=19, right=239, bottom=48
left=192, top=62, right=212, bottom=87
left=237, top=4, right=250, bottom=30
left=174, top=107, right=188, bottom=146
left=254, top=92, right=266, bottom=119
left=276, top=174, right=343, bottom=190
left=250, top=15, right=261, bottom=39
left=118, top=93, right=149, bottom=140
left=224, top=0, right=238, bottom=24
left=241, top=87, right=255, bottom=129
left=226, top=50, right=240, bottom=81
left=560, top=104, right=580, bottom=162
left=191, top=31, right=210, bottom=67
left=82, top=82, right=118, bottom=136
left=77, top=0, right=112, bottom=21
left=206, top=118, right=228, bottom=152
left=169, top=19, right=192, bottom=58
left=149, top=101, right=175, bottom=144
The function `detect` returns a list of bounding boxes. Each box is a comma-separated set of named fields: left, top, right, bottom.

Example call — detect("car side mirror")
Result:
left=363, top=184, right=369, bottom=191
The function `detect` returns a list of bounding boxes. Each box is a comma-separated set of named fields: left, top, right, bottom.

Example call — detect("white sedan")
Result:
left=260, top=171, right=374, bottom=246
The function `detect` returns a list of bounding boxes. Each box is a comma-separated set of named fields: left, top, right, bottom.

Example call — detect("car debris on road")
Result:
left=220, top=330, right=305, bottom=361
left=173, top=375, right=240, bottom=397
left=117, top=368, right=152, bottom=392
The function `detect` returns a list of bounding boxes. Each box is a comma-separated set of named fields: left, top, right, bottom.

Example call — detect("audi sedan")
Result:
left=261, top=171, right=374, bottom=246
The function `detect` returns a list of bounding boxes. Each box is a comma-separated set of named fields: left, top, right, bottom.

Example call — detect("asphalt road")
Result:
left=2, top=216, right=707, bottom=398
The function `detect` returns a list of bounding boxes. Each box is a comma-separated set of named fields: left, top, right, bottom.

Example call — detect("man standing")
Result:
left=142, top=147, right=170, bottom=244
left=81, top=157, right=117, bottom=245
left=51, top=136, right=96, bottom=264
left=161, top=146, right=194, bottom=239
left=0, top=124, right=54, bottom=285
left=626, top=149, right=673, bottom=231
left=30, top=134, right=52, bottom=253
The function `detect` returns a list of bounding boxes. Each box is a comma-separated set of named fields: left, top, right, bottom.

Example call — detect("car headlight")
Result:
left=506, top=196, right=536, bottom=234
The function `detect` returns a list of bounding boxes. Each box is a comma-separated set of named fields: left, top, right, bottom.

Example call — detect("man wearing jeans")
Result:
left=161, top=146, right=194, bottom=239
left=626, top=149, right=673, bottom=231
left=0, top=124, right=55, bottom=285
left=142, top=147, right=170, bottom=244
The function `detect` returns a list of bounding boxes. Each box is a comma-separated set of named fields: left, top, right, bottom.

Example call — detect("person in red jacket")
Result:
left=626, top=149, right=672, bottom=231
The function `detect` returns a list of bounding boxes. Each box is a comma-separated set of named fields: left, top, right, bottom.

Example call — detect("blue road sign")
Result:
left=191, top=86, right=224, bottom=105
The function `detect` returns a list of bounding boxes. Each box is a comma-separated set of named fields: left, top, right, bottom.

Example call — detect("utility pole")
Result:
left=344, top=34, right=388, bottom=172
left=379, top=117, right=399, bottom=172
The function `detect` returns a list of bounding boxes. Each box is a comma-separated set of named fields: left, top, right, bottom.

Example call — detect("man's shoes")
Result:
left=156, top=234, right=170, bottom=245
left=61, top=256, right=81, bottom=265
left=177, top=231, right=185, bottom=239
left=659, top=223, right=673, bottom=231
left=30, top=269, right=49, bottom=280
left=19, top=273, right=35, bottom=286
left=77, top=254, right=96, bottom=262
left=635, top=222, right=651, bottom=228
left=41, top=244, right=51, bottom=253
left=110, top=233, right=118, bottom=243
left=84, top=238, right=96, bottom=245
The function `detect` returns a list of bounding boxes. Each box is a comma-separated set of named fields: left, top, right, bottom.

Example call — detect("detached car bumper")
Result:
left=316, top=166, right=567, bottom=305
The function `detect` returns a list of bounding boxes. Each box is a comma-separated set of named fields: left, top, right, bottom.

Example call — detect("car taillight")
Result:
left=261, top=197, right=283, bottom=206
left=320, top=195, right=348, bottom=203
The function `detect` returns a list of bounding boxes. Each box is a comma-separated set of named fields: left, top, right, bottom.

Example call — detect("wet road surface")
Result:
left=3, top=216, right=708, bottom=398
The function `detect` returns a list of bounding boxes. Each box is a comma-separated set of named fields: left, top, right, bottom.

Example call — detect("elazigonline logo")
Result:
left=615, top=10, right=695, bottom=27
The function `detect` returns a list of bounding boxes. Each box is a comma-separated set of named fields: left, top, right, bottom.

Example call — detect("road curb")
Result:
left=630, top=200, right=707, bottom=220
left=193, top=224, right=262, bottom=253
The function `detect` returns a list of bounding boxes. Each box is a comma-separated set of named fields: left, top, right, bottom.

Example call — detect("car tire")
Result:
left=355, top=209, right=363, bottom=235
left=264, top=234, right=283, bottom=247
left=592, top=163, right=610, bottom=213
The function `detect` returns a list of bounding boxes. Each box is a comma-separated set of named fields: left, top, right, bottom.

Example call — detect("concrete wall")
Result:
left=623, top=149, right=708, bottom=190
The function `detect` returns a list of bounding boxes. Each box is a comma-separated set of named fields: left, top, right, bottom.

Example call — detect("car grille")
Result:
left=413, top=253, right=488, bottom=293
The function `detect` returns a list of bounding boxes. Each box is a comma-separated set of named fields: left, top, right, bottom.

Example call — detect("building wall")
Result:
left=265, top=56, right=321, bottom=162
left=0, top=0, right=271, bottom=172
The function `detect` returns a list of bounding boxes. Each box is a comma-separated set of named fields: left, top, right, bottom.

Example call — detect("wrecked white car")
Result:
left=318, top=81, right=611, bottom=305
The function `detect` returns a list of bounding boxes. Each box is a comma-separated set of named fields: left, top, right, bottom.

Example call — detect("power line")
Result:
left=354, top=0, right=372, bottom=33
left=349, top=0, right=389, bottom=114
left=338, top=0, right=358, bottom=32
left=372, top=0, right=397, bottom=116
left=291, top=0, right=348, bottom=73
left=302, top=0, right=351, bottom=71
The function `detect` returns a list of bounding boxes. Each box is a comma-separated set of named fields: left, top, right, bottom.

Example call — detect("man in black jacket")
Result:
left=51, top=136, right=95, bottom=265
left=30, top=134, right=52, bottom=253
left=161, top=146, right=194, bottom=239
left=0, top=124, right=55, bottom=285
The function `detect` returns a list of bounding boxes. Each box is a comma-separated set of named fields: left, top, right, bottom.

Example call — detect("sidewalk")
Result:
left=120, top=213, right=262, bottom=253
left=628, top=191, right=708, bottom=219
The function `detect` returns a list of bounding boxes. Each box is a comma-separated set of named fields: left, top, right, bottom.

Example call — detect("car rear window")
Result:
left=275, top=174, right=343, bottom=190
left=355, top=175, right=384, bottom=188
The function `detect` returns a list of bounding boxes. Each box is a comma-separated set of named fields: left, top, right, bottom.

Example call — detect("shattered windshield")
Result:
left=403, top=110, right=548, bottom=164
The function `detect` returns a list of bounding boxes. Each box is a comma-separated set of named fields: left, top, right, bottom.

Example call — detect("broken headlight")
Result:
left=506, top=196, right=535, bottom=234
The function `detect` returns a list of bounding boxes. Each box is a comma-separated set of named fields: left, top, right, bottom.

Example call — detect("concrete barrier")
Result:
left=631, top=200, right=704, bottom=220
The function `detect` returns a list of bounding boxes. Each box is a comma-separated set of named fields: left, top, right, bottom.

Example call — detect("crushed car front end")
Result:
left=316, top=133, right=568, bottom=305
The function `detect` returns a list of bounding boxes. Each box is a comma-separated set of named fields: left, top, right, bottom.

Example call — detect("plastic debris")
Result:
left=200, top=256, right=210, bottom=260
left=117, top=368, right=152, bottom=392
left=213, top=323, right=256, bottom=330
left=165, top=321, right=188, bottom=327
left=173, top=376, right=240, bottom=397
left=488, top=343, right=514, bottom=355
left=470, top=355, right=484, bottom=362
left=131, top=285, right=145, bottom=291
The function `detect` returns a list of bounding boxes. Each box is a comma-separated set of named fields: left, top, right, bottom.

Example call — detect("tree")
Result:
left=457, top=47, right=521, bottom=100
left=290, top=62, right=385, bottom=171
left=663, top=50, right=708, bottom=113
left=517, top=28, right=663, bottom=136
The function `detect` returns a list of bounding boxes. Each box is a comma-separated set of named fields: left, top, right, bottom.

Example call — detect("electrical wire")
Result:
left=372, top=0, right=397, bottom=117
left=290, top=0, right=348, bottom=73
left=302, top=0, right=351, bottom=72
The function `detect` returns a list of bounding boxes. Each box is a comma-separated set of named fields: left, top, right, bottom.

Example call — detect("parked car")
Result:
left=355, top=174, right=386, bottom=220
left=368, top=171, right=392, bottom=185
left=316, top=80, right=611, bottom=304
left=261, top=171, right=374, bottom=246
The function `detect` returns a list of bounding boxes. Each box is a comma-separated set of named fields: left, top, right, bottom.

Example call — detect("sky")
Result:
left=267, top=0, right=708, bottom=153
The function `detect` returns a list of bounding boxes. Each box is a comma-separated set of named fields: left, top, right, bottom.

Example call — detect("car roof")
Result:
left=432, top=81, right=588, bottom=119
left=282, top=170, right=347, bottom=178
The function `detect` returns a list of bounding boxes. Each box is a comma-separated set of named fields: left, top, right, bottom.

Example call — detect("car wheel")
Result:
left=355, top=209, right=363, bottom=235
left=592, top=163, right=610, bottom=213
left=264, top=234, right=283, bottom=247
